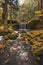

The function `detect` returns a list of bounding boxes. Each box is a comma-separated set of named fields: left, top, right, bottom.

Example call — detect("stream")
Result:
left=0, top=23, right=40, bottom=65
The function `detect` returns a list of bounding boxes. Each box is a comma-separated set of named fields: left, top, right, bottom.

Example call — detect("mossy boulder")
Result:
left=29, top=19, right=43, bottom=30
left=4, top=33, right=18, bottom=40
left=0, top=30, right=11, bottom=36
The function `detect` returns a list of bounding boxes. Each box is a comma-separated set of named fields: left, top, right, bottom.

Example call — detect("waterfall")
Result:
left=19, top=23, right=27, bottom=31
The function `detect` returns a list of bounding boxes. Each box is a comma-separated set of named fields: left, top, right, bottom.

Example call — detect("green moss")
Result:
left=0, top=30, right=11, bottom=36
left=6, top=34, right=18, bottom=40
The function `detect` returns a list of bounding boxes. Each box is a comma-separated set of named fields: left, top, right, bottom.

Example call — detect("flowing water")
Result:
left=0, top=23, right=40, bottom=65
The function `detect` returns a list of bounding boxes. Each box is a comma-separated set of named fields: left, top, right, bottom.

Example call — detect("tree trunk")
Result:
left=2, top=0, right=8, bottom=24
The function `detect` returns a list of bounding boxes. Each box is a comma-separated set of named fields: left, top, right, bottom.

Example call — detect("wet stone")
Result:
left=0, top=40, right=39, bottom=65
